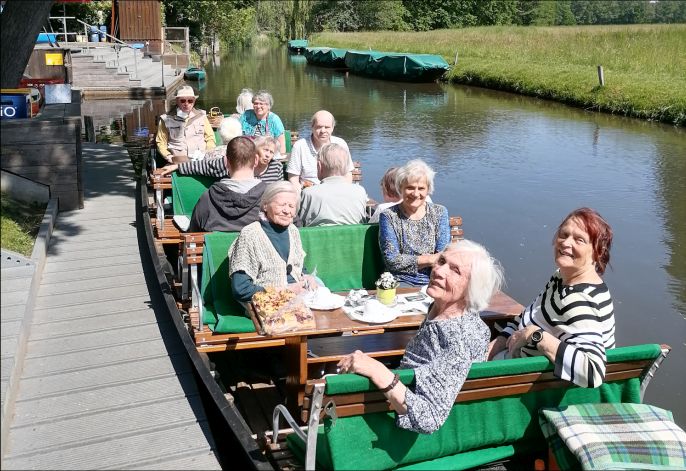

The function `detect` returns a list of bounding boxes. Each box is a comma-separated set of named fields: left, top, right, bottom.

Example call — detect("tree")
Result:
left=1, top=0, right=55, bottom=88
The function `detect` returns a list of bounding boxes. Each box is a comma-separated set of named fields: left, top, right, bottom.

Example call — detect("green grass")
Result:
left=311, top=24, right=686, bottom=126
left=1, top=193, right=46, bottom=257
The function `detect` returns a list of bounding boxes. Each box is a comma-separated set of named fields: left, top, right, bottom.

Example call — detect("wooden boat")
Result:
left=287, top=39, right=308, bottom=54
left=140, top=146, right=672, bottom=470
left=304, top=47, right=347, bottom=68
left=344, top=50, right=449, bottom=82
left=184, top=67, right=206, bottom=81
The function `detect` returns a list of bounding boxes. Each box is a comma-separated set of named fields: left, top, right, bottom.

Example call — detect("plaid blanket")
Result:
left=540, top=403, right=686, bottom=470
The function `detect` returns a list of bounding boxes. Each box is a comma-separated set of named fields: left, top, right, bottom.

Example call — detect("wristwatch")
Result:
left=531, top=329, right=544, bottom=348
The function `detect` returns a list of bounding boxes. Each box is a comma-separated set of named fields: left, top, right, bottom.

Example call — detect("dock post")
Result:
left=597, top=65, right=605, bottom=87
left=454, top=51, right=458, bottom=66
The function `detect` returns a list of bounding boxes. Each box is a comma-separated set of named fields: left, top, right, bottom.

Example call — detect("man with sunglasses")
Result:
left=156, top=86, right=215, bottom=162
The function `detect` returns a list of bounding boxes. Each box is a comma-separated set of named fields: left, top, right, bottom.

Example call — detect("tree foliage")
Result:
left=160, top=0, right=686, bottom=50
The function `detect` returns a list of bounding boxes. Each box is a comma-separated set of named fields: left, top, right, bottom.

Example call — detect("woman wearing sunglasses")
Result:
left=155, top=85, right=216, bottom=162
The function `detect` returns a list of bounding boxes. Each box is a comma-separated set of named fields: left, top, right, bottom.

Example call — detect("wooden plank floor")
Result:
left=1, top=144, right=220, bottom=469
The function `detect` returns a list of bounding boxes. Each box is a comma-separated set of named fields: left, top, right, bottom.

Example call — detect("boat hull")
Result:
left=184, top=68, right=206, bottom=81
left=344, top=50, right=449, bottom=82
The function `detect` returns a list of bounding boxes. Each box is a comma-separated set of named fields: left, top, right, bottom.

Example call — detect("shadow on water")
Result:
left=75, top=45, right=686, bottom=428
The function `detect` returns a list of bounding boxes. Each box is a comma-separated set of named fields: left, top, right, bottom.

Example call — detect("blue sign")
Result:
left=0, top=94, right=29, bottom=120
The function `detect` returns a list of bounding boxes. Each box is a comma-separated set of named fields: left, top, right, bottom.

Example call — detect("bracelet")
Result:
left=380, top=374, right=400, bottom=393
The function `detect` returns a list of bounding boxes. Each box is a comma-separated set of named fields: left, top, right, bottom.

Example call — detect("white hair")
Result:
left=236, top=88, right=254, bottom=114
left=253, top=90, right=274, bottom=108
left=445, top=240, right=504, bottom=312
left=259, top=181, right=299, bottom=221
left=253, top=135, right=281, bottom=159
left=219, top=117, right=242, bottom=144
left=318, top=142, right=349, bottom=176
left=396, top=159, right=435, bottom=195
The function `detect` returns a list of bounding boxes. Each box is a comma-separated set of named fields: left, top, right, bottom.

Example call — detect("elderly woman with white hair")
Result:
left=239, top=90, right=286, bottom=154
left=338, top=241, right=504, bottom=434
left=379, top=159, right=450, bottom=287
left=229, top=88, right=254, bottom=119
left=229, top=181, right=316, bottom=303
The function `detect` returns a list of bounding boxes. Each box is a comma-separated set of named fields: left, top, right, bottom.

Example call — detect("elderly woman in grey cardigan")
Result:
left=229, top=181, right=316, bottom=302
left=338, top=240, right=504, bottom=434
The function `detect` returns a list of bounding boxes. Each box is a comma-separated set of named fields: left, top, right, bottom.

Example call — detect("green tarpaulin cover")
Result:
left=344, top=50, right=449, bottom=82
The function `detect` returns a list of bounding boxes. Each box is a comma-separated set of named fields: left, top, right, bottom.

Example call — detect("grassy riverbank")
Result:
left=311, top=24, right=686, bottom=126
left=1, top=193, right=46, bottom=256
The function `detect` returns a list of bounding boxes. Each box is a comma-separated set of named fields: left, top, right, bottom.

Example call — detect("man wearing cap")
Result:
left=156, top=85, right=215, bottom=162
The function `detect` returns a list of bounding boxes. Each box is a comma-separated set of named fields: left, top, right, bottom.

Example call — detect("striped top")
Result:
left=178, top=158, right=283, bottom=183
left=498, top=270, right=615, bottom=388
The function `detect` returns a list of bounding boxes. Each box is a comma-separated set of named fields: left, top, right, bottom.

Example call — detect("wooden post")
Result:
left=454, top=51, right=458, bottom=66
left=597, top=65, right=605, bottom=87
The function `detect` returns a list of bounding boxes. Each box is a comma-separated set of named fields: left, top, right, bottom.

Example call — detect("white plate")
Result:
left=307, top=295, right=345, bottom=310
left=304, top=288, right=346, bottom=310
left=347, top=299, right=400, bottom=324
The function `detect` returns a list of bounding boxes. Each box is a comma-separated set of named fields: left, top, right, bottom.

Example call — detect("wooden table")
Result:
left=248, top=288, right=524, bottom=411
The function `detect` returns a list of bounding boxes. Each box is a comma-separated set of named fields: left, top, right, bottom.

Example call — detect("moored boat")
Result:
left=287, top=39, right=308, bottom=54
left=141, top=145, right=674, bottom=470
left=304, top=47, right=347, bottom=68
left=344, top=50, right=449, bottom=82
left=184, top=67, right=206, bottom=81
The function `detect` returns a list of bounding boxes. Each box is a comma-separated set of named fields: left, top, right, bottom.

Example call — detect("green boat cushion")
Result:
left=285, top=130, right=293, bottom=154
left=396, top=444, right=520, bottom=470
left=171, top=173, right=217, bottom=218
left=201, top=232, right=247, bottom=332
left=323, top=343, right=662, bottom=395
left=200, top=224, right=383, bottom=333
left=316, top=344, right=661, bottom=470
left=214, top=130, right=222, bottom=146
left=299, top=224, right=383, bottom=292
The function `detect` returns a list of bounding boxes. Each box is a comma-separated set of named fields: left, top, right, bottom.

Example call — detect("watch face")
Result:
left=532, top=330, right=543, bottom=343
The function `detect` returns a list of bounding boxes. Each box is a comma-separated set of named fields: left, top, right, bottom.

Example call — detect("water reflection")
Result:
left=83, top=46, right=685, bottom=425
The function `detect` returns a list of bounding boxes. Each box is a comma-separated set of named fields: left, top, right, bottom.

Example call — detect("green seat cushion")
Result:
left=200, top=224, right=384, bottom=333
left=323, top=344, right=663, bottom=394
left=285, top=130, right=293, bottom=153
left=214, top=130, right=222, bottom=146
left=172, top=173, right=217, bottom=218
left=319, top=344, right=662, bottom=471
left=299, top=224, right=383, bottom=292
left=201, top=232, right=249, bottom=333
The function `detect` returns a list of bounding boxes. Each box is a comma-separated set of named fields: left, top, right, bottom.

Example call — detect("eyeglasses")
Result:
left=178, top=99, right=195, bottom=104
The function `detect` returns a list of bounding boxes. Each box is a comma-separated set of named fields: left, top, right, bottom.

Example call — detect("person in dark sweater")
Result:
left=189, top=136, right=266, bottom=232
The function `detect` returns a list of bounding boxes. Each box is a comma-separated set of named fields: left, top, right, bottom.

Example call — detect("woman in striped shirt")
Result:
left=160, top=135, right=283, bottom=183
left=488, top=207, right=615, bottom=388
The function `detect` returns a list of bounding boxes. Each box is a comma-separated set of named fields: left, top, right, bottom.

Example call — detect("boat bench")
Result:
left=273, top=343, right=670, bottom=471
left=148, top=159, right=366, bottom=248
left=185, top=217, right=464, bottom=342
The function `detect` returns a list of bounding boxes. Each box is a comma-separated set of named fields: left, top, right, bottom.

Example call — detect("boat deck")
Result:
left=1, top=144, right=220, bottom=469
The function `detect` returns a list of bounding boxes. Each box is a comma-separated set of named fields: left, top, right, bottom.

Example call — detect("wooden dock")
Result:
left=1, top=144, right=220, bottom=469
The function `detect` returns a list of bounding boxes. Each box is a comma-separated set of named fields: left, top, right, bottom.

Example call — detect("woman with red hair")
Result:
left=488, top=207, right=615, bottom=388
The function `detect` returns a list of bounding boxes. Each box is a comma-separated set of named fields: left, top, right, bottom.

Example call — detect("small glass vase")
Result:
left=376, top=287, right=397, bottom=306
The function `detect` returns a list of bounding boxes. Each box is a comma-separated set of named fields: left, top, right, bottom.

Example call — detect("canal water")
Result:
left=92, top=45, right=685, bottom=425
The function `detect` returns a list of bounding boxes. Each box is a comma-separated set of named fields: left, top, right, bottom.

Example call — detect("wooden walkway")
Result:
left=1, top=144, right=221, bottom=469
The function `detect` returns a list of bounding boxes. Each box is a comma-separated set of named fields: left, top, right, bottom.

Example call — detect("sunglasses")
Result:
left=178, top=99, right=195, bottom=104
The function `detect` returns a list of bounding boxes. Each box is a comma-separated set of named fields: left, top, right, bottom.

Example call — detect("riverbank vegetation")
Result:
left=312, top=25, right=686, bottom=126
left=1, top=193, right=45, bottom=257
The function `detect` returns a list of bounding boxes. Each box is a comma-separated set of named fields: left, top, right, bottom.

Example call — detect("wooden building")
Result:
left=113, top=0, right=162, bottom=54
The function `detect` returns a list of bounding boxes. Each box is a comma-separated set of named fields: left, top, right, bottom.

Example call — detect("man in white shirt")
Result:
left=298, top=143, right=368, bottom=227
left=287, top=110, right=354, bottom=186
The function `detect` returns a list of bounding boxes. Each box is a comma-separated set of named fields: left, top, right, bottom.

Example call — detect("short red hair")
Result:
left=555, top=207, right=613, bottom=275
